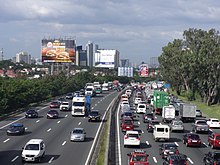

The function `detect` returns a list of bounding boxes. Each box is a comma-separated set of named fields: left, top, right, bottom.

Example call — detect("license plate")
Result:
left=192, top=140, right=197, bottom=142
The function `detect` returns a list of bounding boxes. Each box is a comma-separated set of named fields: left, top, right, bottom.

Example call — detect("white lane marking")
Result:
left=48, top=157, right=54, bottom=163
left=142, top=130, right=144, bottom=133
left=85, top=97, right=116, bottom=165
left=91, top=107, right=94, bottom=110
left=187, top=157, right=194, bottom=164
left=95, top=104, right=97, bottom=106
left=0, top=106, right=47, bottom=130
left=138, top=122, right=140, bottom=125
left=153, top=157, right=157, bottom=163
left=47, top=128, right=51, bottom=132
left=78, top=122, right=81, bottom=125
left=175, top=142, right=179, bottom=146
left=57, top=121, right=61, bottom=124
left=37, top=110, right=40, bottom=112
left=25, top=127, right=28, bottom=130
left=11, top=156, right=19, bottom=162
left=84, top=116, right=86, bottom=118
left=3, top=138, right=10, bottom=143
left=146, top=141, right=149, bottom=145
left=62, top=141, right=66, bottom=146
left=65, top=115, right=68, bottom=118
left=97, top=101, right=100, bottom=104
left=203, top=142, right=208, bottom=147
left=155, top=116, right=157, bottom=119
left=36, top=120, right=40, bottom=123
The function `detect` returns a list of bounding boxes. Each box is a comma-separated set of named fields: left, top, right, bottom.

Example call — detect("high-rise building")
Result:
left=120, top=59, right=129, bottom=67
left=86, top=41, right=98, bottom=67
left=75, top=46, right=87, bottom=66
left=16, top=52, right=31, bottom=64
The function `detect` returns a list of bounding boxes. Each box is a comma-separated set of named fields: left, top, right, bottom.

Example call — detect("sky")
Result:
left=0, top=0, right=220, bottom=64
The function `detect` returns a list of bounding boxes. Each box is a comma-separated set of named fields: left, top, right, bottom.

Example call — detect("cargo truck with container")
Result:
left=162, top=105, right=176, bottom=123
left=153, top=91, right=170, bottom=115
left=71, top=95, right=91, bottom=116
left=179, top=103, right=196, bottom=122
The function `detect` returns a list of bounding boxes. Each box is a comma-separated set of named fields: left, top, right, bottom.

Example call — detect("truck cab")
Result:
left=72, top=97, right=87, bottom=116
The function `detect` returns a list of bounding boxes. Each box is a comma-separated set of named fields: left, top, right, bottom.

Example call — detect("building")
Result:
left=86, top=41, right=98, bottom=67
left=16, top=52, right=31, bottom=64
left=120, top=59, right=129, bottom=67
left=75, top=46, right=87, bottom=66
left=94, top=49, right=120, bottom=69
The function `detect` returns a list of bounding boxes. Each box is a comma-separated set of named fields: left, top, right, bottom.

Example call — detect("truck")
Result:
left=85, top=86, right=96, bottom=97
left=71, top=96, right=91, bottom=116
left=153, top=91, right=170, bottom=115
left=179, top=103, right=196, bottom=122
left=162, top=105, right=175, bottom=123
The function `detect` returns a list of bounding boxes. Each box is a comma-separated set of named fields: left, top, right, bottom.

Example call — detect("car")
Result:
left=121, top=104, right=131, bottom=113
left=25, top=109, right=38, bottom=118
left=60, top=101, right=70, bottom=111
left=57, top=97, right=66, bottom=104
left=134, top=97, right=142, bottom=105
left=196, top=109, right=202, bottom=117
left=143, top=112, right=154, bottom=123
left=127, top=149, right=149, bottom=165
left=169, top=120, right=184, bottom=132
left=121, top=111, right=134, bottom=120
left=7, top=123, right=25, bottom=135
left=192, top=119, right=209, bottom=133
left=163, top=154, right=188, bottom=165
left=49, top=100, right=61, bottom=108
left=208, top=131, right=220, bottom=149
left=121, top=117, right=134, bottom=132
left=47, top=109, right=59, bottom=119
left=207, top=118, right=220, bottom=128
left=159, top=143, right=179, bottom=159
left=136, top=103, right=146, bottom=114
left=66, top=92, right=74, bottom=99
left=88, top=110, right=101, bottom=122
left=124, top=130, right=140, bottom=148
left=147, top=120, right=161, bottom=133
left=182, top=133, right=201, bottom=147
left=70, top=128, right=86, bottom=142
left=120, top=101, right=130, bottom=108
left=21, top=139, right=45, bottom=162
left=203, top=151, right=220, bottom=165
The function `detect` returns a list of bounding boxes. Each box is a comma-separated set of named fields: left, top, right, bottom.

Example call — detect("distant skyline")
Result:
left=0, top=0, right=220, bottom=64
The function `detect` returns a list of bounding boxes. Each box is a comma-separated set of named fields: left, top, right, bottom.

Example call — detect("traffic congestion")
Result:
left=116, top=82, right=220, bottom=165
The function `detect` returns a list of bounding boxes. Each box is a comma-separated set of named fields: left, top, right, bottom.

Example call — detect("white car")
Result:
left=120, top=101, right=130, bottom=108
left=124, top=130, right=140, bottom=147
left=134, top=98, right=142, bottom=105
left=22, top=139, right=45, bottom=162
left=60, top=101, right=70, bottom=111
left=207, top=118, right=220, bottom=128
left=136, top=103, right=146, bottom=114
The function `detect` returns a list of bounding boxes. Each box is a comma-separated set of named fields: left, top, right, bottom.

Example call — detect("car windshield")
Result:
left=214, top=153, right=220, bottom=160
left=10, top=125, right=22, bottom=129
left=124, top=112, right=132, bottom=116
left=216, top=135, right=220, bottom=140
left=188, top=134, right=200, bottom=139
left=152, top=121, right=160, bottom=125
left=128, top=134, right=139, bottom=138
left=138, top=105, right=145, bottom=108
left=124, top=120, right=132, bottom=125
left=165, top=144, right=177, bottom=149
left=27, top=110, right=36, bottom=113
left=73, top=102, right=84, bottom=106
left=86, top=88, right=93, bottom=91
left=174, top=121, right=182, bottom=125
left=25, top=144, right=39, bottom=150
left=197, top=121, right=207, bottom=125
left=62, top=102, right=69, bottom=105
left=171, top=159, right=186, bottom=164
left=49, top=110, right=57, bottom=114
left=212, top=120, right=219, bottom=122
left=90, top=111, right=99, bottom=115
left=132, top=155, right=146, bottom=161
left=73, top=129, right=83, bottom=134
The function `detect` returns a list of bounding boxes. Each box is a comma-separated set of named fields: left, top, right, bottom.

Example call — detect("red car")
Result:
left=50, top=101, right=61, bottom=108
left=121, top=117, right=134, bottom=132
left=182, top=133, right=201, bottom=147
left=208, top=130, right=220, bottom=149
left=127, top=149, right=149, bottom=165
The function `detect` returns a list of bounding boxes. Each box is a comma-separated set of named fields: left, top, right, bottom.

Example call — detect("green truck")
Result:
left=153, top=91, right=170, bottom=115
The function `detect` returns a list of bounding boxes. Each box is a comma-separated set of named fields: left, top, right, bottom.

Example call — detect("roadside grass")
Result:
left=172, top=91, right=220, bottom=119
left=97, top=119, right=109, bottom=165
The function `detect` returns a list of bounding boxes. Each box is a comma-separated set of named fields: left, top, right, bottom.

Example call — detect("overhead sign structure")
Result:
left=138, top=63, right=149, bottom=77
left=41, top=39, right=75, bottom=63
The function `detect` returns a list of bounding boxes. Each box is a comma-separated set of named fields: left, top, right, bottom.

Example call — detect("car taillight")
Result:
left=176, top=150, right=179, bottom=154
left=124, top=136, right=128, bottom=139
left=137, top=137, right=140, bottom=140
left=188, top=139, right=191, bottom=143
left=170, top=159, right=172, bottom=164
left=214, top=161, right=217, bottom=165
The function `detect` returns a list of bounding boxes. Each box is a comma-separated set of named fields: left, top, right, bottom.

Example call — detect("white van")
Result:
left=136, top=103, right=146, bottom=114
left=21, top=139, right=45, bottom=162
left=153, top=125, right=170, bottom=142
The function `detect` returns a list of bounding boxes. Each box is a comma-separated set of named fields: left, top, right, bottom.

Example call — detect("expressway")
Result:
left=116, top=90, right=216, bottom=165
left=0, top=90, right=118, bottom=165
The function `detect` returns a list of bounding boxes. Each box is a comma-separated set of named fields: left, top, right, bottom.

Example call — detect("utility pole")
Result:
left=1, top=48, right=3, bottom=61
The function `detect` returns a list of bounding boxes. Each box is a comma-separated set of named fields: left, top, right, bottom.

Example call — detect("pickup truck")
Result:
left=192, top=120, right=209, bottom=133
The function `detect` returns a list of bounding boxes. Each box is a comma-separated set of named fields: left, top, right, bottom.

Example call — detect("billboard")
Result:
left=95, top=50, right=116, bottom=68
left=41, top=39, right=75, bottom=63
left=118, top=67, right=133, bottom=77
left=138, top=63, right=149, bottom=77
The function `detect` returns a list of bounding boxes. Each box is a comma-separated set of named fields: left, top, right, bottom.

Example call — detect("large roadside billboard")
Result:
left=95, top=50, right=115, bottom=68
left=138, top=63, right=149, bottom=77
left=41, top=39, right=75, bottom=63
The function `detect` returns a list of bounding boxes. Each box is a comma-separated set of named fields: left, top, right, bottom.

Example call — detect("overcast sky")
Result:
left=0, top=0, right=220, bottom=64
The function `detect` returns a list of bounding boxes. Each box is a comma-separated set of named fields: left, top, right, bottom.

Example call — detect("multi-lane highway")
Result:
left=0, top=90, right=118, bottom=165
left=116, top=89, right=217, bottom=165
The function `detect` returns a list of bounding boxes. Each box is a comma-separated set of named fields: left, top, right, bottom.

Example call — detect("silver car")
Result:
left=169, top=120, right=184, bottom=132
left=70, top=128, right=86, bottom=142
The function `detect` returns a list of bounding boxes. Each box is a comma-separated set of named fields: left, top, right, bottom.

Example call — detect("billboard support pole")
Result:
left=51, top=63, right=54, bottom=75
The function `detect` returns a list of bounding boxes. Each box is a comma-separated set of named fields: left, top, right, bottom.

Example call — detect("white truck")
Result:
left=179, top=103, right=196, bottom=122
left=60, top=101, right=70, bottom=111
left=71, top=96, right=87, bottom=116
left=85, top=86, right=96, bottom=97
left=162, top=105, right=175, bottom=123
left=153, top=124, right=170, bottom=142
